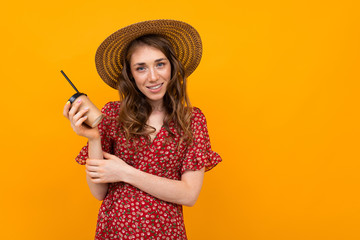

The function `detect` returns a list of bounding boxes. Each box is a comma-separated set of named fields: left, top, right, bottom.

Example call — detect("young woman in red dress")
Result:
left=63, top=19, right=222, bottom=239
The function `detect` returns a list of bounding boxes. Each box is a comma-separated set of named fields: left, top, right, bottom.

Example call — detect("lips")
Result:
left=146, top=83, right=163, bottom=90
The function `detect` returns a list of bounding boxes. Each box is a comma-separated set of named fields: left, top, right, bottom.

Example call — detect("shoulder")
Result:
left=190, top=107, right=207, bottom=126
left=101, top=101, right=121, bottom=118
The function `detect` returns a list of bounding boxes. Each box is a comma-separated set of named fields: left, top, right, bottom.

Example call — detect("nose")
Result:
left=148, top=67, right=159, bottom=82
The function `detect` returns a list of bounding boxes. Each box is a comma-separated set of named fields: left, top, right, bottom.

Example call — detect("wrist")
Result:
left=88, top=134, right=101, bottom=142
left=123, top=164, right=137, bottom=184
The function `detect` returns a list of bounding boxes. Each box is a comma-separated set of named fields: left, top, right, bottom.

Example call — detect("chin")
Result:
left=146, top=93, right=166, bottom=103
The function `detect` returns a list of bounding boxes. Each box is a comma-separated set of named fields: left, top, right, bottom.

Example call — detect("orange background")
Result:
left=1, top=0, right=360, bottom=239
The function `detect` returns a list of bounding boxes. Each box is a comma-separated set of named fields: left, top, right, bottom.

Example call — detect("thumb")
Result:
left=102, top=151, right=112, bottom=159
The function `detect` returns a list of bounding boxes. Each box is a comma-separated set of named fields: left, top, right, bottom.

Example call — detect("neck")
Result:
left=149, top=99, right=165, bottom=112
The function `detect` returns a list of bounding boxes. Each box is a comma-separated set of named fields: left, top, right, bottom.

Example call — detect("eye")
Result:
left=136, top=66, right=145, bottom=72
left=157, top=62, right=165, bottom=67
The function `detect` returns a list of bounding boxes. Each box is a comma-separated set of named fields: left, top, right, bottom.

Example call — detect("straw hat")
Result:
left=95, top=19, right=203, bottom=89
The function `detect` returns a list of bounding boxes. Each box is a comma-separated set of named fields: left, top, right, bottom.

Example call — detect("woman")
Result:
left=63, top=19, right=222, bottom=239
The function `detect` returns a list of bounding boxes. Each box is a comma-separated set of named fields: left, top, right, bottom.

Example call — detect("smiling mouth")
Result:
left=147, top=83, right=163, bottom=90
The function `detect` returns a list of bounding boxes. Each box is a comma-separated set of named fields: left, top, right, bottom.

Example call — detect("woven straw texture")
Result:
left=95, top=19, right=203, bottom=89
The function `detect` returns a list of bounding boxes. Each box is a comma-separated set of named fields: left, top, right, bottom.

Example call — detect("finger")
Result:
left=102, top=151, right=110, bottom=158
left=86, top=169, right=100, bottom=178
left=68, top=98, right=83, bottom=120
left=86, top=159, right=101, bottom=166
left=90, top=177, right=103, bottom=184
left=85, top=164, right=99, bottom=172
left=74, top=116, right=88, bottom=128
left=63, top=101, right=71, bottom=119
left=73, top=107, right=89, bottom=123
left=102, top=151, right=114, bottom=159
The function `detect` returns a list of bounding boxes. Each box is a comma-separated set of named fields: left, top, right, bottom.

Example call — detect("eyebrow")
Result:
left=132, top=58, right=168, bottom=67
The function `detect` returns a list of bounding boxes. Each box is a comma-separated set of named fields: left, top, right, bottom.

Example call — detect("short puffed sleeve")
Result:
left=181, top=107, right=222, bottom=174
left=75, top=101, right=120, bottom=165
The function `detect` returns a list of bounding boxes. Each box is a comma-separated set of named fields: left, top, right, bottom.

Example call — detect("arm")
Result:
left=126, top=166, right=205, bottom=207
left=86, top=152, right=205, bottom=206
left=86, top=138, right=109, bottom=201
left=63, top=99, right=109, bottom=201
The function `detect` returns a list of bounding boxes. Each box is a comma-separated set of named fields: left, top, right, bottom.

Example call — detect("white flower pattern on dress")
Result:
left=76, top=101, right=222, bottom=239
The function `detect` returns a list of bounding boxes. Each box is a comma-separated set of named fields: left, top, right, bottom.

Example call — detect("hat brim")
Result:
left=95, top=19, right=203, bottom=89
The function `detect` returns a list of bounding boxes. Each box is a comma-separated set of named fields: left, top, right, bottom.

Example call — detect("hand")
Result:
left=63, top=99, right=100, bottom=140
left=85, top=152, right=131, bottom=183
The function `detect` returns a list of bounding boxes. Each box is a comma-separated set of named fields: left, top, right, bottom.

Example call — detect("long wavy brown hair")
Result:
left=117, top=34, right=193, bottom=144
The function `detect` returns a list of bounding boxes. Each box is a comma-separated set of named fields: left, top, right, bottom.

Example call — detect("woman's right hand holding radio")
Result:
left=63, top=98, right=101, bottom=140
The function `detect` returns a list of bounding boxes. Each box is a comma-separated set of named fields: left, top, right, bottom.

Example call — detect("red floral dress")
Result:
left=76, top=101, right=222, bottom=240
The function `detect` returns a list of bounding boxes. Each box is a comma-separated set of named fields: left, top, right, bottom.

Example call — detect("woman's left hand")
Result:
left=86, top=152, right=131, bottom=183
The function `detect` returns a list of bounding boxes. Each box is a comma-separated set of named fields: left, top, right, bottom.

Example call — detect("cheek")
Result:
left=165, top=66, right=172, bottom=80
left=133, top=78, right=143, bottom=89
left=130, top=69, right=141, bottom=85
left=129, top=68, right=137, bottom=80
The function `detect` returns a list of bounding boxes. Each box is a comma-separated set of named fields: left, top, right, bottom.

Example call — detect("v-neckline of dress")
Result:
left=149, top=125, right=164, bottom=145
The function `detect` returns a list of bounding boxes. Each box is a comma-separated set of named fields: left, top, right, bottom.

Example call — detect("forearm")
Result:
left=124, top=167, right=205, bottom=207
left=87, top=137, right=108, bottom=200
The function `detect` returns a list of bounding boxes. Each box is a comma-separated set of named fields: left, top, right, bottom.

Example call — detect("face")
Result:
left=130, top=44, right=171, bottom=107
